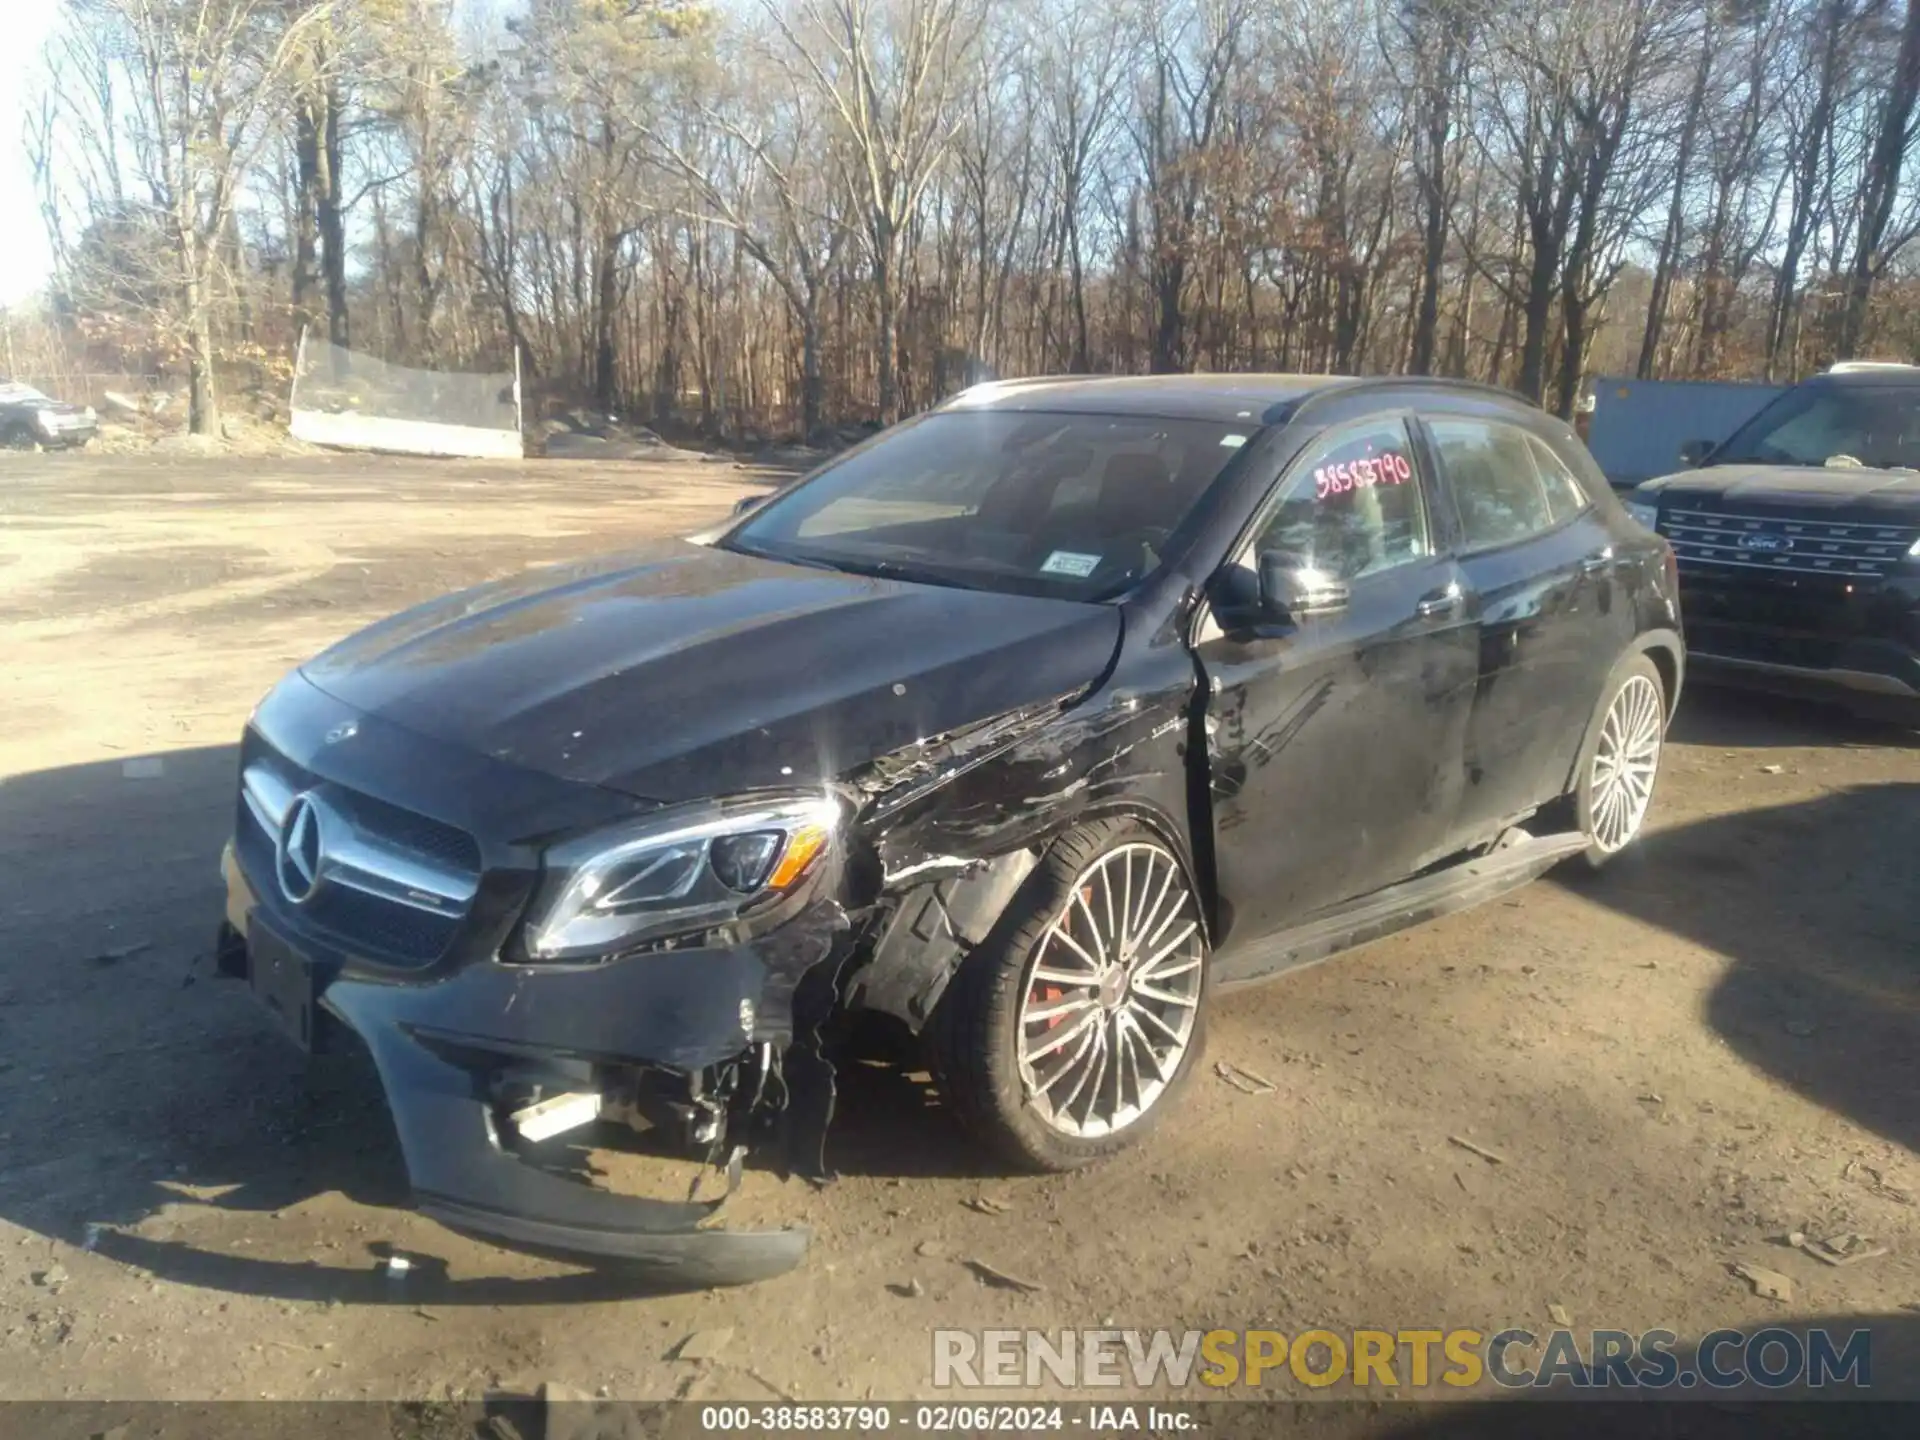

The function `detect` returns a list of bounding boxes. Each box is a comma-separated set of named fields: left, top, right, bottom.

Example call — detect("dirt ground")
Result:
left=2, top=452, right=1918, bottom=1414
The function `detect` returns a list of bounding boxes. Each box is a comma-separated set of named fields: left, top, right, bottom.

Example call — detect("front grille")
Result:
left=235, top=748, right=480, bottom=966
left=1661, top=507, right=1919, bottom=580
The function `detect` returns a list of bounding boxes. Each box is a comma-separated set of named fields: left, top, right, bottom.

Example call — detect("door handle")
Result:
left=1414, top=582, right=1463, bottom=619
left=1579, top=547, right=1615, bottom=575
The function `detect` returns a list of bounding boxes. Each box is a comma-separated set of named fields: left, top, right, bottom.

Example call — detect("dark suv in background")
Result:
left=1626, top=363, right=1920, bottom=723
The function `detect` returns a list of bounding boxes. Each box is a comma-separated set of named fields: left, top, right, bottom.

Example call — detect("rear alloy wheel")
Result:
left=926, top=819, right=1210, bottom=1171
left=1571, top=655, right=1666, bottom=868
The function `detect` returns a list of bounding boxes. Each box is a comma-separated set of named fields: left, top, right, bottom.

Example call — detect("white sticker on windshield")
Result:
left=1040, top=550, right=1101, bottom=578
left=1220, top=433, right=1247, bottom=447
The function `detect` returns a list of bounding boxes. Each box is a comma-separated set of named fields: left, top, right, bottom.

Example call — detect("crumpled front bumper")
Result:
left=221, top=845, right=825, bottom=1288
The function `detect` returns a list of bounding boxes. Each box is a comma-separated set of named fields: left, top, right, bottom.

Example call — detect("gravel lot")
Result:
left=2, top=453, right=1917, bottom=1414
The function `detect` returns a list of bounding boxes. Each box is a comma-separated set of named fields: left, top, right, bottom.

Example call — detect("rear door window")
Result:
left=1429, top=418, right=1560, bottom=550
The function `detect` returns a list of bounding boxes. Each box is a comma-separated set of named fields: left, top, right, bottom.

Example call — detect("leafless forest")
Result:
left=21, top=0, right=1920, bottom=439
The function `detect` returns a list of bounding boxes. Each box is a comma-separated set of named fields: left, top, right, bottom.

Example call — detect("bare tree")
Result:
left=762, top=0, right=983, bottom=421
left=1393, top=0, right=1473, bottom=375
left=1837, top=0, right=1920, bottom=354
left=1133, top=0, right=1251, bottom=373
left=61, top=0, right=331, bottom=433
left=23, top=0, right=1920, bottom=440
left=643, top=22, right=852, bottom=437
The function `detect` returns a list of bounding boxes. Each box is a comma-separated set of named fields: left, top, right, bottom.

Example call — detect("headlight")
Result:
left=1625, top=499, right=1660, bottom=530
left=521, top=794, right=839, bottom=961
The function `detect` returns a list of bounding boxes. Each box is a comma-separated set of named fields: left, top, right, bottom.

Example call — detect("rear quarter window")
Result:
left=1526, top=434, right=1593, bottom=525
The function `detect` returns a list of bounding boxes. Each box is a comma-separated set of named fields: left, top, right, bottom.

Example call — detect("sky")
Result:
left=0, top=0, right=60, bottom=307
left=0, top=0, right=515, bottom=311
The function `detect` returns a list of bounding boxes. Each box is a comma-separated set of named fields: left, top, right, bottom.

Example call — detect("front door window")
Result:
left=1253, top=418, right=1431, bottom=580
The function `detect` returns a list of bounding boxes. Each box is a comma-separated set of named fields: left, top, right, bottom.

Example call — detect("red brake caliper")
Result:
left=1039, top=885, right=1098, bottom=1031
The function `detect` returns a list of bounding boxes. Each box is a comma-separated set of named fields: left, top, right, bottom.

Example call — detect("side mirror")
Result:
left=1257, top=551, right=1350, bottom=621
left=1678, top=438, right=1713, bottom=467
left=731, top=492, right=767, bottom=517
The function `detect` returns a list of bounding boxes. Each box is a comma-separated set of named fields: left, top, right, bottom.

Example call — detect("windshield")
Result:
left=1714, top=384, right=1920, bottom=471
left=0, top=383, right=50, bottom=405
left=726, top=410, right=1257, bottom=599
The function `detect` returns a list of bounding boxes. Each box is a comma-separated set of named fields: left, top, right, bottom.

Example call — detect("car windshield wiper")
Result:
left=720, top=538, right=839, bottom=572
left=805, top=553, right=993, bottom=591
left=720, top=538, right=996, bottom=592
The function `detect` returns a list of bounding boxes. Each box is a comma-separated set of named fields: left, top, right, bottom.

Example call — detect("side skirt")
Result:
left=1211, top=830, right=1589, bottom=990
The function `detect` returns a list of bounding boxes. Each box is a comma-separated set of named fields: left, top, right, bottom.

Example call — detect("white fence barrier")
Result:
left=290, top=331, right=523, bottom=459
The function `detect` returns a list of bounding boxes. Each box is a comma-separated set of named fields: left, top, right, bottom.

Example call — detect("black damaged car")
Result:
left=218, top=374, right=1683, bottom=1285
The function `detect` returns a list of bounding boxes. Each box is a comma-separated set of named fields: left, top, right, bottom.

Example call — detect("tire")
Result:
left=926, top=817, right=1211, bottom=1172
left=1566, top=652, right=1668, bottom=870
left=1, top=423, right=39, bottom=452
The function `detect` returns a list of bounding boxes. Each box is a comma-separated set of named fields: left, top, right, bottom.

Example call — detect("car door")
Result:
left=1424, top=415, right=1623, bottom=841
left=1194, top=415, right=1479, bottom=952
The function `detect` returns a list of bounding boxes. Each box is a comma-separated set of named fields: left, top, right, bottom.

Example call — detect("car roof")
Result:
left=1801, top=366, right=1920, bottom=389
left=935, top=372, right=1531, bottom=425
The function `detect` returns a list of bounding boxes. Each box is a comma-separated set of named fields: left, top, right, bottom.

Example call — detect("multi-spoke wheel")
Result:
left=926, top=819, right=1211, bottom=1170
left=1568, top=653, right=1668, bottom=870
left=1588, top=673, right=1663, bottom=852
left=1016, top=843, right=1204, bottom=1139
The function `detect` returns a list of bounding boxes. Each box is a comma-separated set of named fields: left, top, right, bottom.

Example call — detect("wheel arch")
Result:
left=1636, top=627, right=1685, bottom=718
left=844, top=793, right=1210, bottom=1035
left=1559, top=635, right=1681, bottom=801
left=1054, top=794, right=1211, bottom=939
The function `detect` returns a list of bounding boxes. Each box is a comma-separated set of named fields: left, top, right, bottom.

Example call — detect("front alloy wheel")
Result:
left=1016, top=842, right=1204, bottom=1139
left=926, top=818, right=1211, bottom=1171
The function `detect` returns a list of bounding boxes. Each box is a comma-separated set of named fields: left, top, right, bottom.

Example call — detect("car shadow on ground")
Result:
left=0, top=744, right=979, bottom=1305
left=1670, top=682, right=1920, bottom=751
left=1560, top=751, right=1920, bottom=1157
left=1559, top=683, right=1920, bottom=1153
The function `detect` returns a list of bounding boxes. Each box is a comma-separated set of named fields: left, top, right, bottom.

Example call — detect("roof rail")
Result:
left=1827, top=360, right=1918, bottom=373
left=936, top=374, right=1100, bottom=410
left=1311, top=373, right=1534, bottom=406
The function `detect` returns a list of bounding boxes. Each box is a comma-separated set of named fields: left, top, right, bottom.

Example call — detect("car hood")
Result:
left=1641, top=463, right=1920, bottom=516
left=300, top=541, right=1122, bottom=803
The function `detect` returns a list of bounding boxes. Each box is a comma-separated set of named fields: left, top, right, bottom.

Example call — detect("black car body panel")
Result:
left=1631, top=370, right=1920, bottom=713
left=1196, top=545, right=1480, bottom=934
left=1646, top=462, right=1920, bottom=512
left=218, top=374, right=1682, bottom=1283
left=302, top=541, right=1124, bottom=803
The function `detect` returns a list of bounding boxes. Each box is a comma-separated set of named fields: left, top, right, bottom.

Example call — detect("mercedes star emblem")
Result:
left=275, top=793, right=327, bottom=904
